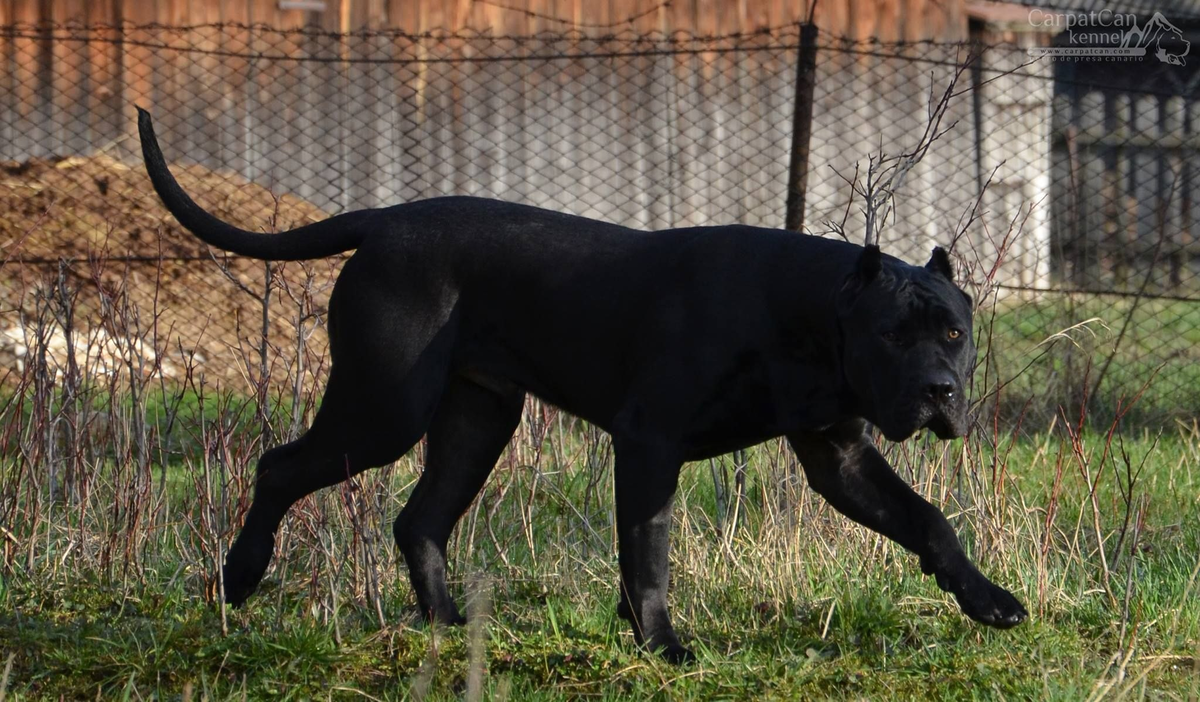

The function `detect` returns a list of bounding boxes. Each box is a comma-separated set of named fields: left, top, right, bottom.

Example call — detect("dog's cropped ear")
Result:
left=858, top=244, right=882, bottom=284
left=926, top=246, right=954, bottom=281
left=838, top=245, right=882, bottom=313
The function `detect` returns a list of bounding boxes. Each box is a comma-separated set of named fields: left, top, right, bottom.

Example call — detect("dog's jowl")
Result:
left=138, top=108, right=1026, bottom=664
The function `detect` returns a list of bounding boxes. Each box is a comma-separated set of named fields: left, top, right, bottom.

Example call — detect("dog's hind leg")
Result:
left=221, top=429, right=352, bottom=607
left=393, top=374, right=524, bottom=625
left=222, top=320, right=457, bottom=607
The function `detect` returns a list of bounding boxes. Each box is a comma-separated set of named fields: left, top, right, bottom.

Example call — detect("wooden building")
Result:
left=1, top=0, right=970, bottom=41
left=0, top=0, right=1086, bottom=295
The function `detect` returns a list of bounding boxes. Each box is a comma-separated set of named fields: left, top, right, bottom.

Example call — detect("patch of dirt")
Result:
left=1, top=153, right=340, bottom=387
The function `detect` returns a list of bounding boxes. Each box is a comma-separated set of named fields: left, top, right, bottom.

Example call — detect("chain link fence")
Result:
left=2, top=22, right=1198, bottom=428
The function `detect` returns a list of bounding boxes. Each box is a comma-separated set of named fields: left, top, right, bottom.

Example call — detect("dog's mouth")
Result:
left=921, top=399, right=970, bottom=439
left=922, top=413, right=958, bottom=440
left=878, top=402, right=966, bottom=442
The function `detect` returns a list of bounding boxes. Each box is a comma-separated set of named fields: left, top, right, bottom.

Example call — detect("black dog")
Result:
left=138, top=109, right=1026, bottom=663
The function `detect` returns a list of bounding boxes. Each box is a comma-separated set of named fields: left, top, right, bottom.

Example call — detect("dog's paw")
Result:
left=222, top=531, right=275, bottom=608
left=645, top=632, right=695, bottom=665
left=657, top=642, right=697, bottom=665
left=422, top=606, right=467, bottom=627
left=935, top=569, right=1028, bottom=629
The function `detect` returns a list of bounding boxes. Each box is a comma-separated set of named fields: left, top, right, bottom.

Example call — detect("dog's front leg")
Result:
left=612, top=438, right=693, bottom=663
left=788, top=421, right=1027, bottom=628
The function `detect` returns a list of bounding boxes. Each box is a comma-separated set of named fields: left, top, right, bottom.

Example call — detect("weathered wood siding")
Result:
left=1, top=0, right=969, bottom=40
left=2, top=20, right=1052, bottom=289
left=0, top=24, right=805, bottom=231
left=1050, top=81, right=1200, bottom=293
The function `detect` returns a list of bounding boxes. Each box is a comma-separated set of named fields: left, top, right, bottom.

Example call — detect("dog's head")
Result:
left=1147, top=13, right=1189, bottom=66
left=1155, top=29, right=1190, bottom=66
left=836, top=245, right=975, bottom=442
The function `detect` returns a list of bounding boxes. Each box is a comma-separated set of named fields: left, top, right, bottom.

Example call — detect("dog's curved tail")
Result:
left=137, top=107, right=371, bottom=261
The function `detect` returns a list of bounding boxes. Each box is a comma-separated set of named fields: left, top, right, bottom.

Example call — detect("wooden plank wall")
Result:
left=1, top=0, right=996, bottom=258
left=1053, top=89, right=1198, bottom=292
left=0, top=22, right=808, bottom=231
left=3, top=1, right=1065, bottom=286
left=0, top=0, right=973, bottom=230
left=3, top=0, right=969, bottom=41
left=0, top=22, right=1058, bottom=293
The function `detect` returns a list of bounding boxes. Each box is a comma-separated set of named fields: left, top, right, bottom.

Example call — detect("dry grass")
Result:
left=0, top=221, right=1197, bottom=699
left=1, top=118, right=1197, bottom=696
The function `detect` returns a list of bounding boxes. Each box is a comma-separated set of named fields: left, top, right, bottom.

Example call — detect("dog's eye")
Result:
left=882, top=331, right=900, bottom=344
left=947, top=328, right=962, bottom=340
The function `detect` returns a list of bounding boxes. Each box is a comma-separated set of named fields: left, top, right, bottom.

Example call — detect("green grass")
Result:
left=2, top=423, right=1198, bottom=700
left=980, top=294, right=1200, bottom=426
left=2, top=292, right=1199, bottom=700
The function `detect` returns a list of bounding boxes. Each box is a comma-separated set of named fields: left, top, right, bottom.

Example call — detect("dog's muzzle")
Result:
left=921, top=373, right=968, bottom=438
left=880, top=376, right=969, bottom=441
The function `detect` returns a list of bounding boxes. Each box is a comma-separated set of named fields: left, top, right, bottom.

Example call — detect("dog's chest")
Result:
left=681, top=350, right=843, bottom=450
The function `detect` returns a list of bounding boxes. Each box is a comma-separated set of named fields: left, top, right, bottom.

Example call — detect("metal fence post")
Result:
left=785, top=22, right=820, bottom=232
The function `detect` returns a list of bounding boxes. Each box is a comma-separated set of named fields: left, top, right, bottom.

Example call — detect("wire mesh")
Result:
left=2, top=22, right=1199, bottom=427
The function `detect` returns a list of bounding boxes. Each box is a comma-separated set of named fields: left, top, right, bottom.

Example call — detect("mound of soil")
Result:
left=1, top=153, right=340, bottom=387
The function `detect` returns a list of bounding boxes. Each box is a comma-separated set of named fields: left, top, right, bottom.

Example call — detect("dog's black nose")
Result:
left=925, top=379, right=957, bottom=403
